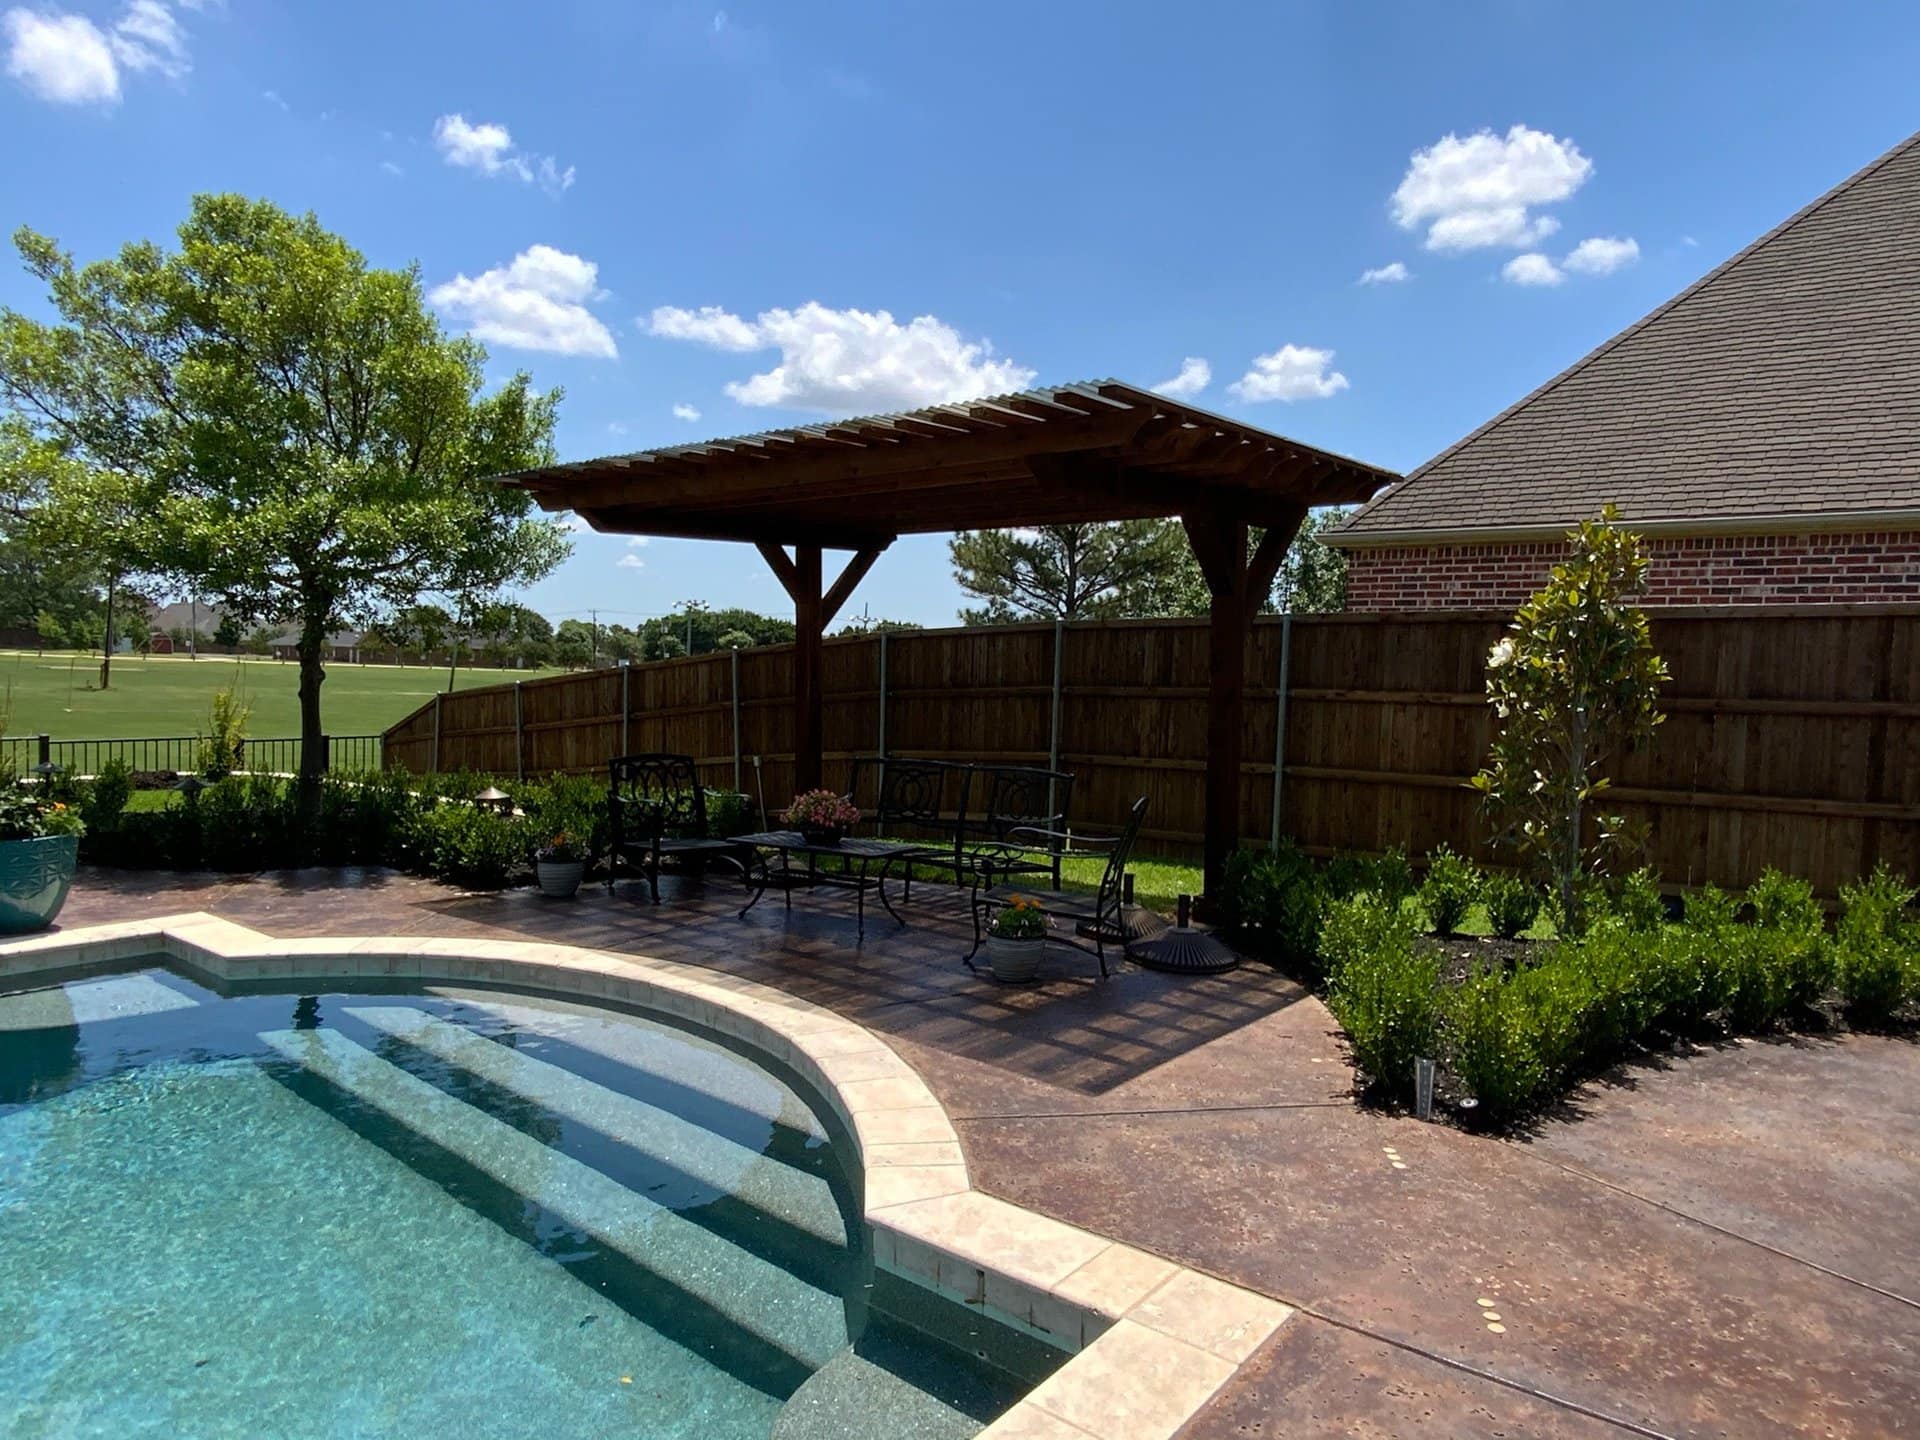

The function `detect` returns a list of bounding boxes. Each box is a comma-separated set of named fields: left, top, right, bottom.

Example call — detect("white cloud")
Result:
left=3, top=0, right=199, bottom=104
left=4, top=9, right=119, bottom=102
left=607, top=420, right=630, bottom=436
left=626, top=536, right=650, bottom=548
left=428, top=245, right=618, bottom=358
left=644, top=301, right=1035, bottom=412
left=616, top=553, right=646, bottom=569
left=433, top=113, right=575, bottom=196
left=1502, top=252, right=1564, bottom=287
left=1563, top=235, right=1640, bottom=276
left=671, top=402, right=702, bottom=422
left=646, top=304, right=761, bottom=351
left=110, top=0, right=186, bottom=77
left=1392, top=124, right=1592, bottom=252
left=378, top=159, right=402, bottom=177
left=1227, top=345, right=1349, bottom=403
left=1358, top=261, right=1411, bottom=285
left=561, top=511, right=593, bottom=533
left=261, top=87, right=287, bottom=109
left=1151, top=357, right=1210, bottom=399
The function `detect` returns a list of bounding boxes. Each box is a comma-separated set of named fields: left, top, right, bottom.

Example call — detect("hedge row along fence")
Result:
left=381, top=605, right=1920, bottom=896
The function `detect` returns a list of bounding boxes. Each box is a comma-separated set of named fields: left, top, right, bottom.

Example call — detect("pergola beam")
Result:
left=758, top=540, right=892, bottom=792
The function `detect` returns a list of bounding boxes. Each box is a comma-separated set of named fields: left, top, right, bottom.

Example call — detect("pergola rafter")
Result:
left=498, top=378, right=1399, bottom=898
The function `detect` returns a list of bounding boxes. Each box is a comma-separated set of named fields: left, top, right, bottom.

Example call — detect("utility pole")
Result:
left=590, top=608, right=600, bottom=666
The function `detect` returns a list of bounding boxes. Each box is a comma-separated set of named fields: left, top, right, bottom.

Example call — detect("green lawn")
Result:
left=0, top=650, right=557, bottom=742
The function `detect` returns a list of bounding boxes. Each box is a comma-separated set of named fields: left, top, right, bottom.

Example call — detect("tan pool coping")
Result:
left=0, top=913, right=1294, bottom=1440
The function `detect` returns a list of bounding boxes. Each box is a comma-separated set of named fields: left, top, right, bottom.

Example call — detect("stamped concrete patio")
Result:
left=54, top=866, right=1920, bottom=1439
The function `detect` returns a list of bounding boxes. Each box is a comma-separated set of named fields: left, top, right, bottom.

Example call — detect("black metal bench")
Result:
left=844, top=756, right=1076, bottom=896
left=607, top=753, right=748, bottom=902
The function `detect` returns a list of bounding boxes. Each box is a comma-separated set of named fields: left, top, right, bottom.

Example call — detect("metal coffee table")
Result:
left=729, top=831, right=930, bottom=935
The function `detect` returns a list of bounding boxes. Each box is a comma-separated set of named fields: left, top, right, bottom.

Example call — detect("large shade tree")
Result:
left=0, top=195, right=568, bottom=812
left=950, top=510, right=1351, bottom=624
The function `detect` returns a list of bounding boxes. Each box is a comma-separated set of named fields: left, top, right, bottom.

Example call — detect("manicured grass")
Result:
left=0, top=650, right=559, bottom=743
left=1060, top=853, right=1200, bottom=912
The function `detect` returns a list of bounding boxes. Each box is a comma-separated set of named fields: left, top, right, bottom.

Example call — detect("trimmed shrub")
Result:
left=1482, top=872, right=1540, bottom=940
left=1370, top=847, right=1417, bottom=908
left=1221, top=843, right=1328, bottom=973
left=1713, top=870, right=1831, bottom=1030
left=81, top=758, right=133, bottom=832
left=1419, top=845, right=1479, bottom=935
left=1323, top=894, right=1437, bottom=1101
left=1445, top=971, right=1550, bottom=1121
left=1834, top=866, right=1918, bottom=1024
left=1610, top=868, right=1666, bottom=933
left=412, top=802, right=528, bottom=890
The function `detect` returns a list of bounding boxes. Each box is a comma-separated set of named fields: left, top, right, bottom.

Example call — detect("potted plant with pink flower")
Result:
left=783, top=789, right=860, bottom=846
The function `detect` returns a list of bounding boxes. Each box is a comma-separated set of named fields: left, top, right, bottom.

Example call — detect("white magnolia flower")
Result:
left=1488, top=637, right=1517, bottom=668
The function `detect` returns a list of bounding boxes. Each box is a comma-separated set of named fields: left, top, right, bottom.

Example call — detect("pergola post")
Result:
left=1183, top=506, right=1306, bottom=903
left=758, top=540, right=886, bottom=796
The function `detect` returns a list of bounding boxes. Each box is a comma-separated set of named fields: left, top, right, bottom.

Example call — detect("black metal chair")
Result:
left=968, top=764, right=1076, bottom=891
left=966, top=796, right=1149, bottom=980
left=607, top=753, right=748, bottom=902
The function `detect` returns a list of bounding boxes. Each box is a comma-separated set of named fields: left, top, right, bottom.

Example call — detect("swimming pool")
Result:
left=0, top=968, right=1054, bottom=1439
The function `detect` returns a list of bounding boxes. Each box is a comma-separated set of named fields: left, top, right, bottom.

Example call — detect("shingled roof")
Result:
left=1333, top=129, right=1920, bottom=545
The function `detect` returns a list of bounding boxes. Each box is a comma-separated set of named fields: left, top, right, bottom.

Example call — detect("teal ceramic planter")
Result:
left=0, top=834, right=79, bottom=935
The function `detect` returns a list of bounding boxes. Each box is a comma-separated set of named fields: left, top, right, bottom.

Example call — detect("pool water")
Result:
left=0, top=968, right=1044, bottom=1439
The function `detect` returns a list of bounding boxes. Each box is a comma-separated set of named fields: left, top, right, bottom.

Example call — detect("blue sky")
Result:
left=4, top=0, right=1916, bottom=627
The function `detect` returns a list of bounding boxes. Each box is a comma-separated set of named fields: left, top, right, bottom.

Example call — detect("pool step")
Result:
left=457, top=998, right=827, bottom=1146
left=259, top=1027, right=847, bottom=1386
left=345, top=1006, right=848, bottom=1258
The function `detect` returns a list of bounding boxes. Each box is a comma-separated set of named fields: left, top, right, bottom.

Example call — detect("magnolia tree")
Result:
left=1471, top=508, right=1668, bottom=926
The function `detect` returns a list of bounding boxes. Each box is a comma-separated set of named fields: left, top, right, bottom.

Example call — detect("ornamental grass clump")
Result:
left=1473, top=508, right=1669, bottom=932
left=1323, top=893, right=1438, bottom=1102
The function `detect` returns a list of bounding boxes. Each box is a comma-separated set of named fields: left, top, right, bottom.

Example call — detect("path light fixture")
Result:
left=473, top=785, right=512, bottom=814
left=172, top=774, right=209, bottom=805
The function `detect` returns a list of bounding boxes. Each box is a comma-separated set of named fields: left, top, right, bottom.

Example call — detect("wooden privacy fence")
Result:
left=381, top=605, right=1920, bottom=894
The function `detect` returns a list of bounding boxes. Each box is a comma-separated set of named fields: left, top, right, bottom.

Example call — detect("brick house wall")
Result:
left=1343, top=530, right=1920, bottom=610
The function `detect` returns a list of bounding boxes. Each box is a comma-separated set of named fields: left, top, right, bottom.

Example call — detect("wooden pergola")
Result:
left=499, top=379, right=1397, bottom=897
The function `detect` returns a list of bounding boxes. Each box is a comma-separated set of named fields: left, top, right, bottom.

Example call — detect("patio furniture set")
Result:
left=603, top=752, right=1149, bottom=980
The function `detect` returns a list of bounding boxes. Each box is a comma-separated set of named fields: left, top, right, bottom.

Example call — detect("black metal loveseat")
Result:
left=844, top=756, right=1076, bottom=896
left=607, top=753, right=749, bottom=902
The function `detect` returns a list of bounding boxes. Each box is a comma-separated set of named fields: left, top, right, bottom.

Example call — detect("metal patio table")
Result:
left=729, top=831, right=930, bottom=935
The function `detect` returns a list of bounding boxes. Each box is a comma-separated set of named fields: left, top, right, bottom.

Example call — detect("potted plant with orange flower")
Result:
left=986, top=895, right=1049, bottom=984
left=533, top=830, right=587, bottom=898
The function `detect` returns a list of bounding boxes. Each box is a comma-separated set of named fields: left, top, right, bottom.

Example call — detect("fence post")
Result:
left=513, top=681, right=525, bottom=781
left=37, top=733, right=50, bottom=769
left=1048, top=619, right=1065, bottom=819
left=318, top=733, right=330, bottom=774
left=430, top=692, right=442, bottom=774
left=1269, top=613, right=1293, bottom=852
left=621, top=660, right=631, bottom=757
left=877, top=631, right=890, bottom=759
left=730, top=649, right=742, bottom=793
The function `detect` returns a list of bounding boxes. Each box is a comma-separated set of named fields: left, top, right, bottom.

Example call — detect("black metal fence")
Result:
left=0, top=733, right=382, bottom=778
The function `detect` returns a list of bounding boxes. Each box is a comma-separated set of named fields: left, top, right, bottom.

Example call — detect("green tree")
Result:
left=1140, top=507, right=1352, bottom=617
left=0, top=195, right=569, bottom=814
left=1471, top=508, right=1669, bottom=926
left=950, top=521, right=1188, bottom=622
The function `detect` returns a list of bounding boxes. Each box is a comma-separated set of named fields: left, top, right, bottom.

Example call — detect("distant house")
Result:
left=270, top=629, right=364, bottom=664
left=146, top=599, right=228, bottom=654
left=1328, top=130, right=1920, bottom=608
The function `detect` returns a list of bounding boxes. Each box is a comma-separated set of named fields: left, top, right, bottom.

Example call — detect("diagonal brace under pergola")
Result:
left=757, top=541, right=890, bottom=792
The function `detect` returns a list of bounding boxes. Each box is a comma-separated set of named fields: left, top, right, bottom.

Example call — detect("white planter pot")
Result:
left=536, top=859, right=585, bottom=898
left=986, top=935, right=1045, bottom=984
